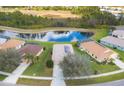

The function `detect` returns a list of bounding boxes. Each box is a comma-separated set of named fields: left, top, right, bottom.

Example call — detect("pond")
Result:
left=0, top=30, right=93, bottom=42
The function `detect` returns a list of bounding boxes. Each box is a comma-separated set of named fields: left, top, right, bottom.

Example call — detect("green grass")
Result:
left=65, top=72, right=124, bottom=86
left=92, top=29, right=109, bottom=41
left=107, top=46, right=124, bottom=62
left=23, top=41, right=74, bottom=76
left=23, top=41, right=53, bottom=76
left=17, top=78, right=51, bottom=86
left=73, top=45, right=119, bottom=74
left=0, top=75, right=6, bottom=80
left=91, top=62, right=119, bottom=74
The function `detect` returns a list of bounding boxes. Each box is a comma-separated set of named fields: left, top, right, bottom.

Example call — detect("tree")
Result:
left=59, top=53, right=93, bottom=78
left=24, top=53, right=35, bottom=64
left=0, top=49, right=21, bottom=72
left=46, top=60, right=53, bottom=68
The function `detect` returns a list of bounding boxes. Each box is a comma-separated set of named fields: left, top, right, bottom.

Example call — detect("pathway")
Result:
left=113, top=58, right=124, bottom=69
left=0, top=69, right=124, bottom=81
left=3, top=62, right=30, bottom=84
left=66, top=69, right=124, bottom=80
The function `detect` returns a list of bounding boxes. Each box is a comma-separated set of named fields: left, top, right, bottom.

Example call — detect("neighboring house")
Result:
left=112, top=30, right=124, bottom=39
left=0, top=39, right=25, bottom=50
left=19, top=44, right=43, bottom=57
left=52, top=44, right=74, bottom=64
left=0, top=37, right=7, bottom=44
left=80, top=41, right=118, bottom=63
left=100, top=36, right=124, bottom=51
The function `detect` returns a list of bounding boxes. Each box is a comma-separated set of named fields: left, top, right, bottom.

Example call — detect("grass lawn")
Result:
left=106, top=46, right=124, bottom=62
left=92, top=29, right=109, bottom=41
left=23, top=41, right=53, bottom=76
left=65, top=72, right=124, bottom=86
left=17, top=78, right=51, bottom=86
left=0, top=75, right=6, bottom=81
left=73, top=46, right=120, bottom=74
left=91, top=62, right=119, bottom=74
left=23, top=41, right=74, bottom=76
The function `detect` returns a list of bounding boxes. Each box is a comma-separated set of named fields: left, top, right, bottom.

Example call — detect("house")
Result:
left=100, top=36, right=124, bottom=51
left=19, top=44, right=43, bottom=57
left=80, top=41, right=118, bottom=63
left=0, top=37, right=7, bottom=44
left=0, top=39, right=25, bottom=50
left=52, top=44, right=74, bottom=64
left=112, top=30, right=124, bottom=39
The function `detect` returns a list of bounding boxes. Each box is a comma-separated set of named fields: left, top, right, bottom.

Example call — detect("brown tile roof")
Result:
left=0, top=39, right=25, bottom=50
left=81, top=41, right=115, bottom=61
left=19, top=44, right=43, bottom=56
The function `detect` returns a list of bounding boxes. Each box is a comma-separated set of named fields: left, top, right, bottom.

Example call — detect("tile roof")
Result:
left=19, top=44, right=43, bottom=56
left=101, top=36, right=124, bottom=48
left=81, top=41, right=115, bottom=61
left=0, top=39, right=25, bottom=49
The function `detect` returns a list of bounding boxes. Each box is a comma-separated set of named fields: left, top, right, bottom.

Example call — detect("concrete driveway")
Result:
left=51, top=44, right=74, bottom=86
left=51, top=64, right=66, bottom=86
left=113, top=58, right=124, bottom=69
left=3, top=62, right=30, bottom=84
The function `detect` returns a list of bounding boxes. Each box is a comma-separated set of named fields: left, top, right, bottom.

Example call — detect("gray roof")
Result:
left=112, top=30, right=124, bottom=36
left=101, top=36, right=124, bottom=48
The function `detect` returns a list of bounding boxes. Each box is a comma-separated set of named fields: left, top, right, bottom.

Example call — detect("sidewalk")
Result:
left=3, top=62, right=30, bottom=84
left=113, top=58, right=124, bottom=69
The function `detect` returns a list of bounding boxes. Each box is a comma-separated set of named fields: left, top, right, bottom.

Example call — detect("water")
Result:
left=0, top=30, right=93, bottom=42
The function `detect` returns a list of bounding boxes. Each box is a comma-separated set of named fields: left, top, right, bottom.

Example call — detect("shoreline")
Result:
left=0, top=25, right=95, bottom=34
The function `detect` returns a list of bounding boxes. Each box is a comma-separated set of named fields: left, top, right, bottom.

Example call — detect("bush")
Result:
left=0, top=49, right=21, bottom=72
left=46, top=60, right=53, bottom=68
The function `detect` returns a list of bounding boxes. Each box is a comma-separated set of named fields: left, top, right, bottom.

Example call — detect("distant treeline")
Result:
left=0, top=6, right=124, bottom=29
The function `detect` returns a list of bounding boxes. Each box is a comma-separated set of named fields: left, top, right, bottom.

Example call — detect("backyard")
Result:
left=92, top=28, right=109, bottom=41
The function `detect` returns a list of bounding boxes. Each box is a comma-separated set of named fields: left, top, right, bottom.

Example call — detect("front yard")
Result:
left=65, top=72, right=124, bottom=86
left=23, top=41, right=53, bottom=76
left=17, top=78, right=51, bottom=86
left=73, top=46, right=120, bottom=74
left=0, top=75, right=6, bottom=81
left=23, top=41, right=74, bottom=77
left=108, top=47, right=124, bottom=62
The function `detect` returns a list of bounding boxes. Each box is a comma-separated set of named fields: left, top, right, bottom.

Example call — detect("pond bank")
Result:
left=0, top=26, right=94, bottom=33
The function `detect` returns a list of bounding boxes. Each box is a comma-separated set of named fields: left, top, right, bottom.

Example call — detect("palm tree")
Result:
left=24, top=53, right=34, bottom=64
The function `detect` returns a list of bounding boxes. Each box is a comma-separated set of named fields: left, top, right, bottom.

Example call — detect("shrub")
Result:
left=46, top=60, right=53, bottom=68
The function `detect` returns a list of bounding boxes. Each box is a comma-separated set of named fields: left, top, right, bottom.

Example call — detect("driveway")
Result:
left=51, top=44, right=74, bottom=86
left=113, top=58, right=124, bottom=69
left=51, top=64, right=66, bottom=86
left=3, top=62, right=30, bottom=84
